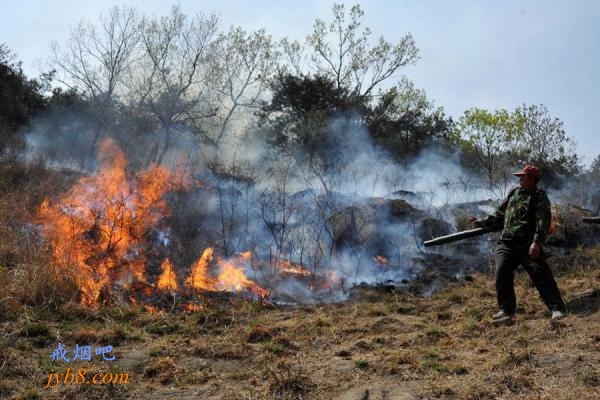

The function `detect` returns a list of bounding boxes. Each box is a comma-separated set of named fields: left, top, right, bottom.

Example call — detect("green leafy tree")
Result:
left=259, top=73, right=358, bottom=154
left=264, top=3, right=421, bottom=167
left=453, top=104, right=580, bottom=191
left=451, top=108, right=517, bottom=192
left=368, top=78, right=452, bottom=161
left=0, top=44, right=48, bottom=159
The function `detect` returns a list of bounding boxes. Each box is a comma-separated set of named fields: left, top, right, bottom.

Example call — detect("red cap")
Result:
left=512, top=165, right=540, bottom=178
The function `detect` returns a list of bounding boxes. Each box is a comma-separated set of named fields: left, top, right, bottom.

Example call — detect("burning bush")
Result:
left=36, top=139, right=192, bottom=305
left=35, top=139, right=272, bottom=308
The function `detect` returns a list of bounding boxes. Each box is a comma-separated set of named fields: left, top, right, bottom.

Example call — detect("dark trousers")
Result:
left=495, top=240, right=566, bottom=314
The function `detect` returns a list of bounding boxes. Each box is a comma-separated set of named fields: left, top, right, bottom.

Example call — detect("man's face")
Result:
left=519, top=174, right=536, bottom=190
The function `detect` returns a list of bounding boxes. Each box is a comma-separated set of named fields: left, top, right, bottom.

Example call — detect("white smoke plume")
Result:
left=24, top=103, right=498, bottom=305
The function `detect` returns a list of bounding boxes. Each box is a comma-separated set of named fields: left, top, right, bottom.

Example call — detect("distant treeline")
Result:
left=0, top=3, right=598, bottom=205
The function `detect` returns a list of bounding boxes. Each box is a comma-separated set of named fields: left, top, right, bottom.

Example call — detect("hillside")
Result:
left=1, top=8, right=599, bottom=398
left=1, top=247, right=599, bottom=400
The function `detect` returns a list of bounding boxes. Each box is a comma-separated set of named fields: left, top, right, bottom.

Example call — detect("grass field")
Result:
left=1, top=250, right=599, bottom=400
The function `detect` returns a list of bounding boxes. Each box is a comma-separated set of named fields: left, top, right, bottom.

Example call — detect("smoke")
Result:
left=23, top=110, right=98, bottom=171
left=24, top=103, right=498, bottom=305
left=185, top=113, right=496, bottom=301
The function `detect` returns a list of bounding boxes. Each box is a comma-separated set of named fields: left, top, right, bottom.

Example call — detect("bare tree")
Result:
left=209, top=156, right=257, bottom=257
left=49, top=6, right=139, bottom=152
left=208, top=27, right=278, bottom=148
left=282, top=3, right=419, bottom=100
left=514, top=104, right=580, bottom=178
left=203, top=27, right=278, bottom=261
left=134, top=5, right=219, bottom=165
left=259, top=157, right=300, bottom=268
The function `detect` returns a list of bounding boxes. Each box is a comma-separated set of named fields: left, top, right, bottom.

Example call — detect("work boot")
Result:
left=551, top=310, right=565, bottom=321
left=491, top=310, right=514, bottom=323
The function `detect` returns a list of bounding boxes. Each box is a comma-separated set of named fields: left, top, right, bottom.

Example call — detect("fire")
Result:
left=321, top=270, right=342, bottom=290
left=184, top=248, right=269, bottom=298
left=374, top=255, right=389, bottom=265
left=216, top=258, right=269, bottom=298
left=142, top=304, right=160, bottom=313
left=276, top=259, right=312, bottom=277
left=185, top=247, right=215, bottom=291
left=157, top=259, right=178, bottom=292
left=35, top=138, right=324, bottom=308
left=36, top=138, right=189, bottom=305
left=183, top=303, right=203, bottom=312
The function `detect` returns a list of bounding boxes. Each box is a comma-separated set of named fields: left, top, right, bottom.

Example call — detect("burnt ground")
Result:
left=1, top=247, right=600, bottom=400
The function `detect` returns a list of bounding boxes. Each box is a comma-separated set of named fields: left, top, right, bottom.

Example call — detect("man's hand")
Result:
left=529, top=241, right=541, bottom=259
left=468, top=216, right=483, bottom=228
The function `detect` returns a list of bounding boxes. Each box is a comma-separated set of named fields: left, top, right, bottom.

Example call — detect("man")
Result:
left=472, top=165, right=566, bottom=323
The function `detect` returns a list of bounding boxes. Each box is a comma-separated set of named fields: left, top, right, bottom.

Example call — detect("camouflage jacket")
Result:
left=480, top=187, right=551, bottom=244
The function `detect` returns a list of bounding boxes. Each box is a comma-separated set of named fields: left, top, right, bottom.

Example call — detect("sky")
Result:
left=1, top=0, right=599, bottom=166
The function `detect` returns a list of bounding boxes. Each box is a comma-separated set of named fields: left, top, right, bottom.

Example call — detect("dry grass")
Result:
left=1, top=162, right=600, bottom=399
left=0, top=162, right=81, bottom=321
left=0, top=260, right=598, bottom=399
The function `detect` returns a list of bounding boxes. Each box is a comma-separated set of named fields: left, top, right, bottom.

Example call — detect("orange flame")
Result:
left=374, top=255, right=389, bottom=265
left=185, top=247, right=216, bottom=290
left=157, top=258, right=178, bottom=292
left=183, top=303, right=203, bottom=312
left=216, top=258, right=269, bottom=298
left=184, top=248, right=268, bottom=298
left=36, top=139, right=189, bottom=305
left=36, top=138, right=273, bottom=307
left=276, top=259, right=312, bottom=277
left=321, top=270, right=342, bottom=290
